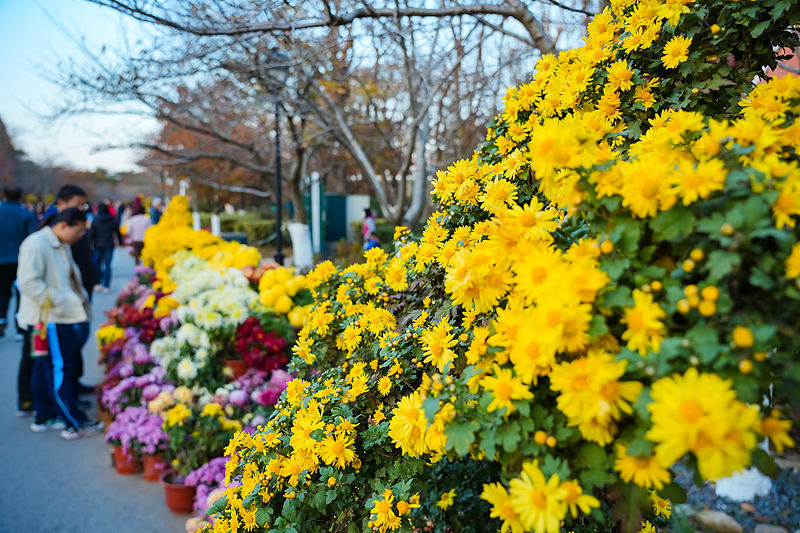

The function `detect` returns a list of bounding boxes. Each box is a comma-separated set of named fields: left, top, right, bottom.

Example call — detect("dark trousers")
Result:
left=93, top=247, right=114, bottom=288
left=0, top=263, right=21, bottom=332
left=30, top=324, right=88, bottom=428
left=18, top=328, right=33, bottom=407
left=74, top=321, right=90, bottom=388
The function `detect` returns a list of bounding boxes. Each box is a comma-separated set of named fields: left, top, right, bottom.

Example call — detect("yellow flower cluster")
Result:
left=482, top=460, right=599, bottom=533
left=369, top=489, right=420, bottom=533
left=205, top=1, right=800, bottom=531
left=549, top=351, right=642, bottom=445
left=258, top=266, right=310, bottom=325
left=647, top=368, right=759, bottom=480
left=164, top=403, right=192, bottom=428
left=96, top=324, right=125, bottom=346
left=141, top=197, right=261, bottom=292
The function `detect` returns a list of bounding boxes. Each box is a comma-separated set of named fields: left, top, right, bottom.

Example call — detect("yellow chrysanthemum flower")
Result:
left=613, top=444, right=671, bottom=489
left=661, top=35, right=692, bottom=69
left=508, top=460, right=568, bottom=533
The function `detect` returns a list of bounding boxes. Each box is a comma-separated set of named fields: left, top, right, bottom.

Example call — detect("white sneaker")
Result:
left=31, top=419, right=67, bottom=432
left=61, top=420, right=104, bottom=441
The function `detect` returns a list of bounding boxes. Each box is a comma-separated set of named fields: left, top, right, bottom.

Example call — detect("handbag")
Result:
left=31, top=289, right=51, bottom=358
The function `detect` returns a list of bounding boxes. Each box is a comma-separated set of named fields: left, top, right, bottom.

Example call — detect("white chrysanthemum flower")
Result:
left=176, top=358, right=198, bottom=381
left=198, top=332, right=211, bottom=349
left=195, top=348, right=209, bottom=361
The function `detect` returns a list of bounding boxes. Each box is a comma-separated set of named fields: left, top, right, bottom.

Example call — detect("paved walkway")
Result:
left=0, top=252, right=186, bottom=533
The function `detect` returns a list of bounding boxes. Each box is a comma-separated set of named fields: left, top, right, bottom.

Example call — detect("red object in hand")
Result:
left=32, top=324, right=49, bottom=356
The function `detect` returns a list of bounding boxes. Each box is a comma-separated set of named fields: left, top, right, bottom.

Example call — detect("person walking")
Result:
left=0, top=187, right=36, bottom=339
left=150, top=197, right=163, bottom=225
left=37, top=185, right=97, bottom=398
left=89, top=204, right=122, bottom=294
left=17, top=208, right=103, bottom=439
left=126, top=205, right=152, bottom=265
left=362, top=208, right=377, bottom=245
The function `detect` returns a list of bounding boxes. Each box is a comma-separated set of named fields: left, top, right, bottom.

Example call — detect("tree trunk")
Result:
left=290, top=175, right=307, bottom=224
left=403, top=100, right=430, bottom=229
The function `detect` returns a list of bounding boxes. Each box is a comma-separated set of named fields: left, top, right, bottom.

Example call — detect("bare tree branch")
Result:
left=195, top=178, right=271, bottom=197
left=87, top=1, right=556, bottom=53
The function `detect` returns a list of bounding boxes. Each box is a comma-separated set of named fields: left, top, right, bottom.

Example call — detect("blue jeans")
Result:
left=30, top=324, right=88, bottom=428
left=93, top=247, right=114, bottom=288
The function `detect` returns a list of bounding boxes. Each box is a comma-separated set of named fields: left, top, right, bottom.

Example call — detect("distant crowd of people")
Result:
left=0, top=184, right=162, bottom=440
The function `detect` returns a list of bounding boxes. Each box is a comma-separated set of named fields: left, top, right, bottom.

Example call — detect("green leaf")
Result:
left=580, top=469, right=617, bottom=489
left=540, top=454, right=571, bottom=480
left=706, top=250, right=740, bottom=282
left=445, top=420, right=478, bottom=456
left=602, top=286, right=633, bottom=308
left=311, top=491, right=326, bottom=509
left=422, top=396, right=440, bottom=426
left=257, top=506, right=273, bottom=527
left=326, top=489, right=338, bottom=505
left=750, top=20, right=770, bottom=37
left=502, top=423, right=522, bottom=452
left=752, top=324, right=777, bottom=346
left=743, top=195, right=769, bottom=230
left=581, top=442, right=607, bottom=469
left=610, top=218, right=642, bottom=253
left=773, top=0, right=792, bottom=20
left=752, top=448, right=778, bottom=477
left=751, top=228, right=792, bottom=242
left=603, top=258, right=631, bottom=280
left=686, top=324, right=718, bottom=347
left=632, top=387, right=652, bottom=422
left=626, top=437, right=654, bottom=457
left=650, top=207, right=696, bottom=242
left=657, top=482, right=688, bottom=504
left=588, top=315, right=609, bottom=338
left=687, top=324, right=725, bottom=364
left=697, top=212, right=726, bottom=236
left=749, top=268, right=774, bottom=290
left=207, top=495, right=228, bottom=516
left=480, top=428, right=497, bottom=459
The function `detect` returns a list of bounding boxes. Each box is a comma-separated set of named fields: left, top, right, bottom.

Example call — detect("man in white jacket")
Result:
left=17, top=208, right=103, bottom=440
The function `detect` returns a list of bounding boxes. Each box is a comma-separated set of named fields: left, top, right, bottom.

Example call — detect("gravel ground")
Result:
left=674, top=463, right=800, bottom=531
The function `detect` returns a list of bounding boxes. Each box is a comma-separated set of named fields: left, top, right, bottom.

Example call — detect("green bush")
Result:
left=233, top=219, right=276, bottom=243
left=196, top=212, right=278, bottom=244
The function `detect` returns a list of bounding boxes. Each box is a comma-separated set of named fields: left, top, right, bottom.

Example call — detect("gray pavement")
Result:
left=0, top=251, right=187, bottom=533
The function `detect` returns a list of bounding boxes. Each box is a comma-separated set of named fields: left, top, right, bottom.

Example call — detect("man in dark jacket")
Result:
left=89, top=203, right=123, bottom=293
left=37, top=185, right=97, bottom=397
left=0, top=186, right=36, bottom=340
left=1, top=187, right=38, bottom=416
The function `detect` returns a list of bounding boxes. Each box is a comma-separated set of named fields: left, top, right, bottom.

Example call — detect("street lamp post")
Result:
left=274, top=100, right=284, bottom=266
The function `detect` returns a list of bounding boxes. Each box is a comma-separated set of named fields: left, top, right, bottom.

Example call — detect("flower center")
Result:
left=679, top=399, right=704, bottom=424
left=495, top=381, right=514, bottom=401
left=530, top=490, right=547, bottom=509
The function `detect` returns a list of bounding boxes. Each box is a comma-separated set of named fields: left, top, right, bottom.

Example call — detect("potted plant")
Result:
left=160, top=401, right=240, bottom=514
left=184, top=457, right=236, bottom=517
left=105, top=406, right=147, bottom=474
left=234, top=315, right=292, bottom=379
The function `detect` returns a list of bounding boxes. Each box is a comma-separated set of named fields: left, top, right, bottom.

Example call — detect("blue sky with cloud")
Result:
left=0, top=0, right=159, bottom=172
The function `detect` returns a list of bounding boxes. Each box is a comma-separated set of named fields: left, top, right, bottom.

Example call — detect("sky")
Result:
left=0, top=0, right=159, bottom=172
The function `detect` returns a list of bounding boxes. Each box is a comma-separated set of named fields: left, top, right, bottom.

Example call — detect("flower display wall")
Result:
left=206, top=1, right=800, bottom=533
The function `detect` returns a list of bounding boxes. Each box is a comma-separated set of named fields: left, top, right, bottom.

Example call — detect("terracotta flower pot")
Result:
left=223, top=359, right=248, bottom=381
left=160, top=470, right=197, bottom=514
left=143, top=454, right=168, bottom=482
left=113, top=446, right=141, bottom=475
